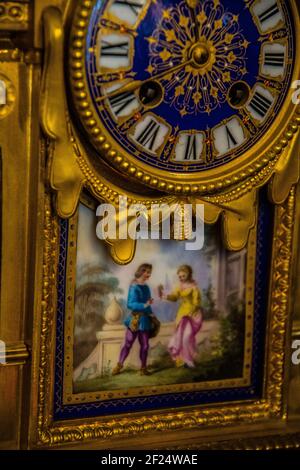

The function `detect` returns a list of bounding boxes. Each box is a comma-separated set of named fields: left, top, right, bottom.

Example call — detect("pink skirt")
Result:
left=168, top=313, right=203, bottom=367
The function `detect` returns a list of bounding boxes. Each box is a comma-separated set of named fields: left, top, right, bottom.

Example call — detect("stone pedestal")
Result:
left=96, top=322, right=175, bottom=374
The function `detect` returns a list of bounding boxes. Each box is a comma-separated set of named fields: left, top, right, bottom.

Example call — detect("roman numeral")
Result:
left=258, top=2, right=280, bottom=24
left=264, top=51, right=285, bottom=67
left=184, top=135, right=198, bottom=160
left=136, top=119, right=160, bottom=151
left=248, top=91, right=273, bottom=119
left=109, top=91, right=137, bottom=116
left=225, top=126, right=238, bottom=149
left=113, top=0, right=144, bottom=17
left=101, top=40, right=129, bottom=57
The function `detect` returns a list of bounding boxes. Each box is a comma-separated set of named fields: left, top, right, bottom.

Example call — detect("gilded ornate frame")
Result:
left=28, top=187, right=295, bottom=448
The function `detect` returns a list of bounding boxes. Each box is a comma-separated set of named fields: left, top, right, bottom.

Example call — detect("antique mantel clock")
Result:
left=1, top=0, right=300, bottom=451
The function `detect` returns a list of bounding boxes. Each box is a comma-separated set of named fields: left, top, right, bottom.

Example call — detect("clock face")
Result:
left=71, top=0, right=297, bottom=190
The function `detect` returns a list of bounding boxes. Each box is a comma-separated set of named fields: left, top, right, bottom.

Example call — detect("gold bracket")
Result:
left=40, top=6, right=84, bottom=218
left=269, top=131, right=300, bottom=205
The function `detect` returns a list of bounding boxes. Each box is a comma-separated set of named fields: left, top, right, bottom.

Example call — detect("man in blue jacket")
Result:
left=112, top=263, right=155, bottom=376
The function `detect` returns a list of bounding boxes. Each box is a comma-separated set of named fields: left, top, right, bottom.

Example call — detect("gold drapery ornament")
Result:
left=40, top=7, right=84, bottom=218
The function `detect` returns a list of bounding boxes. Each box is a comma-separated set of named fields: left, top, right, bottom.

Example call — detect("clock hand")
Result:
left=100, top=18, right=137, bottom=37
left=187, top=0, right=199, bottom=41
left=96, top=59, right=193, bottom=103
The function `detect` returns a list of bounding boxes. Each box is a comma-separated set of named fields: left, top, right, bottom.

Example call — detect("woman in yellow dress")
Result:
left=159, top=265, right=203, bottom=368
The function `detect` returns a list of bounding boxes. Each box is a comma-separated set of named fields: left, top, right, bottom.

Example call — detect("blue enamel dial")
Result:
left=85, top=0, right=295, bottom=173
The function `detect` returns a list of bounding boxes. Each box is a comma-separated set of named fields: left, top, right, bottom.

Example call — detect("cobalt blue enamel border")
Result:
left=53, top=189, right=272, bottom=420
